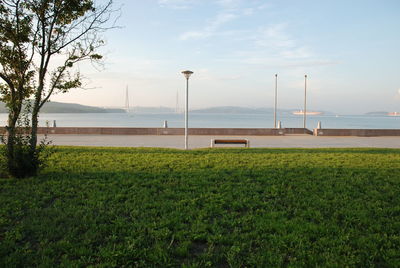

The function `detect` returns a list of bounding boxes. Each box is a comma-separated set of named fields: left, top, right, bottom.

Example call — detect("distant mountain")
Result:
left=365, top=111, right=389, bottom=116
left=0, top=102, right=335, bottom=115
left=192, top=106, right=300, bottom=115
left=191, top=106, right=271, bottom=114
left=133, top=106, right=175, bottom=114
left=191, top=106, right=336, bottom=115
left=0, top=101, right=125, bottom=113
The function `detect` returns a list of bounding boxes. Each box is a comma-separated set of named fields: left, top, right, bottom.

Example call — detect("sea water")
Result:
left=0, top=113, right=399, bottom=129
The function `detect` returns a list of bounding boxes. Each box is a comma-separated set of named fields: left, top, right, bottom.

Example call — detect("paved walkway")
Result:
left=41, top=134, right=400, bottom=149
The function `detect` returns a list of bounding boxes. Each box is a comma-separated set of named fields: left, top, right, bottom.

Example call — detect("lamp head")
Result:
left=181, top=70, right=193, bottom=79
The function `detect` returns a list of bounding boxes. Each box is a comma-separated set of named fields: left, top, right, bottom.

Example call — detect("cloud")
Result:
left=231, top=58, right=339, bottom=68
left=255, top=24, right=294, bottom=48
left=177, top=2, right=333, bottom=69
left=252, top=23, right=314, bottom=59
left=180, top=12, right=238, bottom=40
left=216, top=0, right=270, bottom=12
left=158, top=0, right=197, bottom=9
left=243, top=8, right=254, bottom=16
left=210, top=13, right=237, bottom=29
left=216, top=0, right=242, bottom=9
left=234, top=23, right=333, bottom=67
left=180, top=31, right=212, bottom=40
left=195, top=68, right=243, bottom=81
left=256, top=3, right=271, bottom=10
left=179, top=0, right=258, bottom=41
left=280, top=47, right=312, bottom=59
left=209, top=22, right=338, bottom=69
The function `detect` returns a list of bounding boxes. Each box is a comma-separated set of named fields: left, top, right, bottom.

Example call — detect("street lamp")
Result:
left=303, top=74, right=307, bottom=129
left=274, top=74, right=278, bottom=128
left=181, top=70, right=193, bottom=150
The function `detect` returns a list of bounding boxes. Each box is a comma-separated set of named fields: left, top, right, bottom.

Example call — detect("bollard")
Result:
left=163, top=120, right=168, bottom=128
left=277, top=120, right=282, bottom=129
left=317, top=121, right=321, bottom=129
left=53, top=120, right=57, bottom=127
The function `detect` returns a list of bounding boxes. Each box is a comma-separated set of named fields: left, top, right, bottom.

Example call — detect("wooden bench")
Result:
left=211, top=139, right=250, bottom=148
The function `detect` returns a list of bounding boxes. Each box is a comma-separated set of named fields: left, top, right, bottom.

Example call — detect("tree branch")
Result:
left=0, top=72, right=15, bottom=90
left=50, top=1, right=113, bottom=55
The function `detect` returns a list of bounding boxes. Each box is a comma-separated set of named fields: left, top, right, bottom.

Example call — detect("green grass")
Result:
left=1, top=147, right=400, bottom=267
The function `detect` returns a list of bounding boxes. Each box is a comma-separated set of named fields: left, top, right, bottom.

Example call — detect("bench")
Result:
left=211, top=139, right=250, bottom=148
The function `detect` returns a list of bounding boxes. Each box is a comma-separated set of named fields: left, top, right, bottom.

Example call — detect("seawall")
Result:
left=1, top=127, right=399, bottom=136
left=0, top=127, right=311, bottom=135
left=313, top=129, right=400, bottom=137
left=35, top=127, right=311, bottom=135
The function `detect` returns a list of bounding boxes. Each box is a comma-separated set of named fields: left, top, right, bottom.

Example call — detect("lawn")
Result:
left=1, top=147, right=399, bottom=267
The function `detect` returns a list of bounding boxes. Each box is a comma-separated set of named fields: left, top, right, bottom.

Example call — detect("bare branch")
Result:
left=51, top=1, right=114, bottom=55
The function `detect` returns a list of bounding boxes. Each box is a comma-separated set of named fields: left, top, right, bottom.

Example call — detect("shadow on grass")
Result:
left=1, top=166, right=399, bottom=267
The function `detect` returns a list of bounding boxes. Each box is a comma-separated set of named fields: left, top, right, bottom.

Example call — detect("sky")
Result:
left=50, top=0, right=400, bottom=114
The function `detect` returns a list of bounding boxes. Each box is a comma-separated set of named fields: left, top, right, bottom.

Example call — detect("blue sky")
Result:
left=52, top=0, right=400, bottom=114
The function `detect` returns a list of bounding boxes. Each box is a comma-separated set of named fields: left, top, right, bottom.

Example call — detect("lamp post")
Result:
left=303, top=74, right=307, bottom=129
left=274, top=74, right=278, bottom=128
left=181, top=70, right=193, bottom=150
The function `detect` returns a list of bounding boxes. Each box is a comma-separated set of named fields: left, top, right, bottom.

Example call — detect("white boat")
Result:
left=292, top=110, right=322, bottom=115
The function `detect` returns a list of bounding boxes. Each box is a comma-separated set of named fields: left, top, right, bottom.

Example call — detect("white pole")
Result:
left=185, top=78, right=189, bottom=150
left=303, top=75, right=307, bottom=129
left=274, top=74, right=278, bottom=128
left=181, top=70, right=193, bottom=149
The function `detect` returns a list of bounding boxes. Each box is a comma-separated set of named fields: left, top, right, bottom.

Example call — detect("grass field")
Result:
left=1, top=147, right=400, bottom=267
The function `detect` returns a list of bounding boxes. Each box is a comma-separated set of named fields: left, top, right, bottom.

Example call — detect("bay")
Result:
left=0, top=113, right=399, bottom=129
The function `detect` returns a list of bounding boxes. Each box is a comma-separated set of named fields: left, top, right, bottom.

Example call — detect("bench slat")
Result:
left=211, top=139, right=250, bottom=148
left=214, top=140, right=247, bottom=144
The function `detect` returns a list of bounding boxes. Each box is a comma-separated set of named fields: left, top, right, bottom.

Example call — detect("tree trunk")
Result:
left=29, top=82, right=43, bottom=155
left=29, top=103, right=40, bottom=155
left=6, top=108, right=21, bottom=175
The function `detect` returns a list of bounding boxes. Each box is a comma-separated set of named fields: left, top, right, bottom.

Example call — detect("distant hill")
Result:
left=191, top=106, right=272, bottom=114
left=133, top=106, right=175, bottom=114
left=365, top=111, right=388, bottom=116
left=131, top=106, right=334, bottom=115
left=192, top=106, right=300, bottom=115
left=0, top=102, right=335, bottom=115
left=0, top=101, right=125, bottom=113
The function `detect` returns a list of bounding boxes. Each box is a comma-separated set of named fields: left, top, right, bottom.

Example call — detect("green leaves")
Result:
left=90, top=53, right=102, bottom=60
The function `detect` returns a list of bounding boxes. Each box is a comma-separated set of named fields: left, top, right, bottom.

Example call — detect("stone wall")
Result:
left=0, top=127, right=306, bottom=136
left=313, top=129, right=400, bottom=137
left=1, top=127, right=399, bottom=136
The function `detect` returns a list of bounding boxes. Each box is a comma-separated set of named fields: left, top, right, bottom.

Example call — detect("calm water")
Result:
left=0, top=113, right=399, bottom=129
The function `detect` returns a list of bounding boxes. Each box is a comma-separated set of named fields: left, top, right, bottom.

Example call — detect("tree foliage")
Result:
left=0, top=0, right=114, bottom=178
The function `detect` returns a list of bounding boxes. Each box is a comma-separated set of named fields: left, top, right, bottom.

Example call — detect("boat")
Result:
left=387, top=112, right=400, bottom=116
left=292, top=110, right=322, bottom=115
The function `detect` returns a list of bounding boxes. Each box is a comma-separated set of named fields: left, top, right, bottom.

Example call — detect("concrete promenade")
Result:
left=41, top=134, right=400, bottom=149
